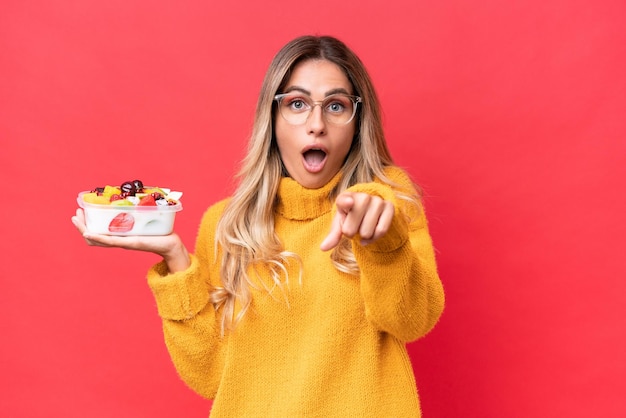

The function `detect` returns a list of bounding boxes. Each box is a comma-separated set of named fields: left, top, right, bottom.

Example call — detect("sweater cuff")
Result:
left=346, top=182, right=409, bottom=253
left=146, top=254, right=210, bottom=320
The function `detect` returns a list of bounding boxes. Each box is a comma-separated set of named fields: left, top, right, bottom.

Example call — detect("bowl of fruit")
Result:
left=77, top=179, right=183, bottom=236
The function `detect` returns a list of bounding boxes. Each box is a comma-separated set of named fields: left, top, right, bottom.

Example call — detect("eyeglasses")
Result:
left=274, top=92, right=362, bottom=125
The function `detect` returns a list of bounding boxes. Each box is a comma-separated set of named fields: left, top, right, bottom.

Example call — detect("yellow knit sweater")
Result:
left=147, top=167, right=444, bottom=417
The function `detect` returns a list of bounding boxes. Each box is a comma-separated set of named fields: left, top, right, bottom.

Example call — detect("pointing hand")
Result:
left=320, top=192, right=394, bottom=251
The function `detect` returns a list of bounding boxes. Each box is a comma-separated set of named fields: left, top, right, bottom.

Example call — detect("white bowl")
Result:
left=77, top=191, right=183, bottom=236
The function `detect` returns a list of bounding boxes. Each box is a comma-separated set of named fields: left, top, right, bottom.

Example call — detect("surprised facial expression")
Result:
left=274, top=59, right=357, bottom=189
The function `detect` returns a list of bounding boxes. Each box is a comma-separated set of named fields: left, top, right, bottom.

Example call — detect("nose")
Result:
left=306, top=104, right=326, bottom=135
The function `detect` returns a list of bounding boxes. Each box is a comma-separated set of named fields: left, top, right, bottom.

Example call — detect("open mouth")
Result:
left=302, top=148, right=327, bottom=172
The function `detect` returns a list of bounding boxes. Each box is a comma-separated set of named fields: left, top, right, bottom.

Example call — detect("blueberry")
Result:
left=120, top=181, right=137, bottom=196
left=132, top=179, right=144, bottom=192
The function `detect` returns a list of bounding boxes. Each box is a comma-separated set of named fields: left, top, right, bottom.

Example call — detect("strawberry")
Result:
left=108, top=213, right=135, bottom=233
left=138, top=195, right=157, bottom=206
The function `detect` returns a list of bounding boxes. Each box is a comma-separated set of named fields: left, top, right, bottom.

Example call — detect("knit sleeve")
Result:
left=145, top=199, right=229, bottom=400
left=348, top=167, right=445, bottom=343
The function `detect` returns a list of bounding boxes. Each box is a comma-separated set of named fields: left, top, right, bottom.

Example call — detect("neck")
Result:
left=275, top=172, right=342, bottom=220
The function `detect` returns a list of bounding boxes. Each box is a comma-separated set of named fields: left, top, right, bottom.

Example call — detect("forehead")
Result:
left=285, top=59, right=352, bottom=95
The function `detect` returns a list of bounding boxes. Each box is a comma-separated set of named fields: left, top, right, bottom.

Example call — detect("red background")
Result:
left=1, top=0, right=625, bottom=417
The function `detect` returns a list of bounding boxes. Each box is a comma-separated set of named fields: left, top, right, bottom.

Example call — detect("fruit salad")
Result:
left=77, top=179, right=183, bottom=236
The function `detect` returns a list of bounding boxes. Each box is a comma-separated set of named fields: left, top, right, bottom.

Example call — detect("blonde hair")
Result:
left=212, top=36, right=420, bottom=333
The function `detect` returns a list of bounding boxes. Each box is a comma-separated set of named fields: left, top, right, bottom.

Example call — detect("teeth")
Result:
left=303, top=148, right=326, bottom=154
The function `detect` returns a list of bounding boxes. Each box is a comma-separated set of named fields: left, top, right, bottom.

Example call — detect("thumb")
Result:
left=320, top=210, right=344, bottom=251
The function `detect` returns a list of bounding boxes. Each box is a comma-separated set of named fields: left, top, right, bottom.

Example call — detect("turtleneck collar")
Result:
left=275, top=172, right=342, bottom=220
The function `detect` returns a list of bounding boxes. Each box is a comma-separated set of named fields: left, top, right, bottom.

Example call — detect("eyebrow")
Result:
left=282, top=86, right=352, bottom=96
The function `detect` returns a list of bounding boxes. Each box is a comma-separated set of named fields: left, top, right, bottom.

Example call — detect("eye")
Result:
left=325, top=97, right=349, bottom=114
left=285, top=96, right=309, bottom=112
left=328, top=102, right=344, bottom=113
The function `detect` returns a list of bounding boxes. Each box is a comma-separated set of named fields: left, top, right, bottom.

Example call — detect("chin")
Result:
left=297, top=176, right=329, bottom=189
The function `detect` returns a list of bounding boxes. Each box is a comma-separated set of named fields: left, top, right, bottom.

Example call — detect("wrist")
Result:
left=162, top=242, right=190, bottom=273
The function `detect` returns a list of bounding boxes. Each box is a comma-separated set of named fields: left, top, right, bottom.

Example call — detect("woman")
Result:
left=73, top=35, right=445, bottom=417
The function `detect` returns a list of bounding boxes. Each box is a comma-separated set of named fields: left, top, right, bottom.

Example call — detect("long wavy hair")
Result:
left=211, top=35, right=419, bottom=333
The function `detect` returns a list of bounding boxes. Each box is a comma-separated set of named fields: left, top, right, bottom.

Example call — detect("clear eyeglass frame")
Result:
left=274, top=93, right=362, bottom=125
